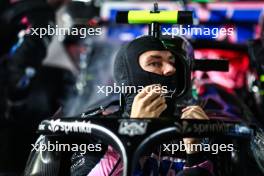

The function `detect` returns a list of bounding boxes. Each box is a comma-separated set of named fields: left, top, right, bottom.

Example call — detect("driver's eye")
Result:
left=149, top=62, right=162, bottom=67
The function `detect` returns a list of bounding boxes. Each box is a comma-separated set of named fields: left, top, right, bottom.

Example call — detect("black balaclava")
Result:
left=114, top=36, right=179, bottom=117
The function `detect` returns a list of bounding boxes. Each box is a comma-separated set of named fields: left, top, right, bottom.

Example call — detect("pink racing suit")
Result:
left=87, top=146, right=213, bottom=176
left=87, top=146, right=123, bottom=176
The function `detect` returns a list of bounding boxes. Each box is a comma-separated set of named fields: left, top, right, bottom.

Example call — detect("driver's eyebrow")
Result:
left=148, top=55, right=162, bottom=59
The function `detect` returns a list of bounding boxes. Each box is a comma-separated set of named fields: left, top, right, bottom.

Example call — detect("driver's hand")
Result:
left=181, top=106, right=209, bottom=154
left=130, top=84, right=167, bottom=118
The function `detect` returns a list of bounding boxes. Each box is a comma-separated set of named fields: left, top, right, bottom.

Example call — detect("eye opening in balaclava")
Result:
left=137, top=49, right=176, bottom=75
left=114, top=35, right=192, bottom=117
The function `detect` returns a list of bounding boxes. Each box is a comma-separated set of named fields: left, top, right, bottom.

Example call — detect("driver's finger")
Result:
left=149, top=96, right=166, bottom=111
left=156, top=103, right=167, bottom=116
left=136, top=84, right=160, bottom=99
left=182, top=105, right=202, bottom=113
left=181, top=109, right=208, bottom=120
left=182, top=106, right=208, bottom=117
left=142, top=85, right=163, bottom=104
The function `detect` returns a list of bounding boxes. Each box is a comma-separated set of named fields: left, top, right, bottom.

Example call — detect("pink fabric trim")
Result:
left=183, top=160, right=214, bottom=175
left=87, top=146, right=123, bottom=176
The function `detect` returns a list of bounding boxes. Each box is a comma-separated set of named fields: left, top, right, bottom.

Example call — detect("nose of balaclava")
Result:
left=113, top=36, right=178, bottom=117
